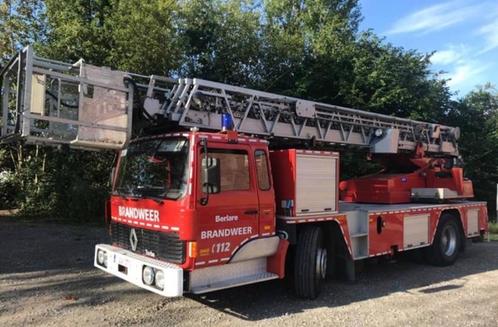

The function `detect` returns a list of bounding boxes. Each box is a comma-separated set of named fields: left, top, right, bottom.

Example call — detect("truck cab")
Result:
left=95, top=131, right=284, bottom=296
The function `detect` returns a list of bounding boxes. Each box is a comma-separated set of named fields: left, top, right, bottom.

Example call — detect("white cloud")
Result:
left=431, top=44, right=489, bottom=93
left=387, top=1, right=487, bottom=35
left=446, top=62, right=487, bottom=88
left=431, top=44, right=471, bottom=66
left=380, top=0, right=498, bottom=94
left=431, top=49, right=462, bottom=65
left=477, top=19, right=498, bottom=53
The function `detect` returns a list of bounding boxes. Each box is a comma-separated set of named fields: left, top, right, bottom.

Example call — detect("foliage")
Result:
left=41, top=0, right=182, bottom=74
left=106, top=0, right=182, bottom=75
left=446, top=84, right=498, bottom=216
left=3, top=144, right=114, bottom=221
left=258, top=0, right=361, bottom=96
left=178, top=0, right=261, bottom=85
left=0, top=0, right=45, bottom=65
left=0, top=168, right=17, bottom=209
left=345, top=32, right=452, bottom=121
left=39, top=0, right=113, bottom=65
left=0, top=0, right=497, bottom=222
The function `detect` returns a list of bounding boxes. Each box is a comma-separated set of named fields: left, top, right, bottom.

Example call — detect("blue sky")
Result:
left=359, top=0, right=498, bottom=96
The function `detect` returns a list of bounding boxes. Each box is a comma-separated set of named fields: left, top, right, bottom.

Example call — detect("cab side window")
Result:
left=255, top=150, right=270, bottom=191
left=202, top=149, right=250, bottom=192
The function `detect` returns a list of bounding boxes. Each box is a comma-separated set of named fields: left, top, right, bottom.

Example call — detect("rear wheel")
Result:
left=294, top=226, right=327, bottom=299
left=425, top=214, right=462, bottom=266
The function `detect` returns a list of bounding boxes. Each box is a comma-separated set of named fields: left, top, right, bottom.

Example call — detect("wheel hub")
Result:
left=316, top=248, right=328, bottom=280
left=441, top=224, right=457, bottom=257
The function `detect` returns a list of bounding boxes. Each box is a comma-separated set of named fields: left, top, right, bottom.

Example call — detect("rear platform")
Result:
left=1, top=46, right=135, bottom=150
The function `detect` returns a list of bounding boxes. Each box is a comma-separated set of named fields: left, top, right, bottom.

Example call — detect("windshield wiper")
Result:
left=113, top=186, right=134, bottom=198
left=135, top=186, right=166, bottom=204
left=142, top=195, right=164, bottom=204
left=113, top=188, right=164, bottom=204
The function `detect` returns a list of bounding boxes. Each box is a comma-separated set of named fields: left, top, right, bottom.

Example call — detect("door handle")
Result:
left=244, top=209, right=258, bottom=215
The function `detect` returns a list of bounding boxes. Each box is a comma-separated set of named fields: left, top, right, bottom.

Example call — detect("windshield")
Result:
left=115, top=137, right=189, bottom=200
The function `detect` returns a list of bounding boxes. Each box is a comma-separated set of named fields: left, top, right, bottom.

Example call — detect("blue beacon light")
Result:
left=221, top=113, right=234, bottom=132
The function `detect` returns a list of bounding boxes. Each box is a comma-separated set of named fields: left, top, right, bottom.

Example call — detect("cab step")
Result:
left=191, top=271, right=278, bottom=294
left=189, top=257, right=278, bottom=294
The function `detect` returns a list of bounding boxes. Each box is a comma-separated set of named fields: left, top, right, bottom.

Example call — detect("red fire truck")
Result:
left=0, top=47, right=488, bottom=299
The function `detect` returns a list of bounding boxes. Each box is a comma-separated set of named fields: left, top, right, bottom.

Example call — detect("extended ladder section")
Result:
left=160, top=78, right=460, bottom=156
left=1, top=46, right=460, bottom=156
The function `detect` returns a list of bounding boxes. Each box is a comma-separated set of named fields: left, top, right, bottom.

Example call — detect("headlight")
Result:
left=155, top=269, right=165, bottom=290
left=97, top=250, right=107, bottom=267
left=142, top=266, right=155, bottom=286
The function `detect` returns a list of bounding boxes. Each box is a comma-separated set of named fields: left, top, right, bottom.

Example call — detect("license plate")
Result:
left=118, top=256, right=130, bottom=267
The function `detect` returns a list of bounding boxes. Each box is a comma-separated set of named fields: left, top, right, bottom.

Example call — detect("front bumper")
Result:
left=94, top=244, right=183, bottom=297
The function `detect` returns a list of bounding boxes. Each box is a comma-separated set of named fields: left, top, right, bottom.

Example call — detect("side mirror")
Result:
left=110, top=167, right=116, bottom=185
left=443, top=160, right=453, bottom=170
left=202, top=157, right=221, bottom=194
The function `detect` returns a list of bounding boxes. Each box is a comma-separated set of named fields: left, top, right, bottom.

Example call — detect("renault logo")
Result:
left=129, top=228, right=138, bottom=252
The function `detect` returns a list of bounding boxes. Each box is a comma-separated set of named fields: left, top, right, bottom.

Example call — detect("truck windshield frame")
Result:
left=114, top=137, right=189, bottom=200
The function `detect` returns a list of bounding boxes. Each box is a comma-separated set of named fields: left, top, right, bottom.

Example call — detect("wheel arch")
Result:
left=294, top=221, right=351, bottom=259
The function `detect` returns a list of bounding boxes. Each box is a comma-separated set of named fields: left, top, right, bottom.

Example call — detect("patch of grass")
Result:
left=489, top=222, right=498, bottom=241
left=489, top=222, right=498, bottom=234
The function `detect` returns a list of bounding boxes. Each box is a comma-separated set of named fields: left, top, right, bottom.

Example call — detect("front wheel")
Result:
left=294, top=226, right=328, bottom=299
left=425, top=214, right=462, bottom=266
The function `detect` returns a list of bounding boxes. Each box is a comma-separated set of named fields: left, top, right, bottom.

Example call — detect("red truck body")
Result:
left=95, top=130, right=488, bottom=298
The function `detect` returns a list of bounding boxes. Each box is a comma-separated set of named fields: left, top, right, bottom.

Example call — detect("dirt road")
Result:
left=1, top=218, right=497, bottom=326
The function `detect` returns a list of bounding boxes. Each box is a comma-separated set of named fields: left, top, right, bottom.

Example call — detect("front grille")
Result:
left=110, top=222, right=185, bottom=264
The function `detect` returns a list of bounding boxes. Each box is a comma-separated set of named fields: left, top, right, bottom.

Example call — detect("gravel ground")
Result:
left=1, top=218, right=497, bottom=327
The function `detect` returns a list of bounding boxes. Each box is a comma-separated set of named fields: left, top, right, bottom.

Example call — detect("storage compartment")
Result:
left=403, top=214, right=429, bottom=249
left=466, top=208, right=479, bottom=237
left=270, top=149, right=339, bottom=216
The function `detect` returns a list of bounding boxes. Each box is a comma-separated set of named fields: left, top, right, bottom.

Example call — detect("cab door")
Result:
left=253, top=147, right=275, bottom=236
left=195, top=141, right=259, bottom=265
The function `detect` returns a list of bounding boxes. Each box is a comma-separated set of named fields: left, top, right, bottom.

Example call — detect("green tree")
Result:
left=259, top=0, right=360, bottom=96
left=20, top=148, right=115, bottom=222
left=179, top=0, right=261, bottom=85
left=0, top=0, right=45, bottom=65
left=42, top=0, right=182, bottom=75
left=446, top=84, right=498, bottom=216
left=40, top=0, right=112, bottom=64
left=0, top=1, right=46, bottom=211
left=343, top=32, right=452, bottom=121
left=258, top=1, right=452, bottom=124
left=106, top=0, right=182, bottom=75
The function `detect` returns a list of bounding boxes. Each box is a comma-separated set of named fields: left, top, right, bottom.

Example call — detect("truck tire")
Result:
left=294, top=226, right=327, bottom=299
left=425, top=214, right=462, bottom=266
